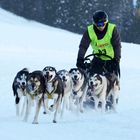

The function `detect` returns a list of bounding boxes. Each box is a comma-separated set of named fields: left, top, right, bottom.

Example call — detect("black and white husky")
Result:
left=23, top=70, right=46, bottom=124
left=69, top=68, right=88, bottom=113
left=57, top=69, right=73, bottom=116
left=12, top=68, right=29, bottom=116
left=43, top=66, right=64, bottom=123
left=88, top=73, right=120, bottom=112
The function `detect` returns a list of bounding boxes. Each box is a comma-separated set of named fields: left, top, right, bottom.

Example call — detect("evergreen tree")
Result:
left=0, top=0, right=139, bottom=43
left=121, top=0, right=134, bottom=42
left=132, top=0, right=140, bottom=43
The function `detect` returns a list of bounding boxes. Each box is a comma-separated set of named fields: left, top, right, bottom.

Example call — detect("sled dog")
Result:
left=43, top=66, right=64, bottom=123
left=69, top=68, right=88, bottom=113
left=24, top=70, right=46, bottom=124
left=57, top=69, right=73, bottom=116
left=88, top=73, right=120, bottom=112
left=12, top=68, right=29, bottom=116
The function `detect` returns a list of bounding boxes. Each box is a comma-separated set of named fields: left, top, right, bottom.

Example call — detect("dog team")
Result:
left=12, top=66, right=120, bottom=124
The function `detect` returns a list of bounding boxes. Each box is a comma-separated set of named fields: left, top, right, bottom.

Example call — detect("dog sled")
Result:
left=83, top=53, right=120, bottom=110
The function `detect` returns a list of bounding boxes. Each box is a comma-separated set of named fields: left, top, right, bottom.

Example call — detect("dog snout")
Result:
left=74, top=75, right=78, bottom=80
left=27, top=83, right=34, bottom=93
left=45, top=72, right=49, bottom=76
left=62, top=76, right=66, bottom=81
left=31, top=83, right=35, bottom=90
left=44, top=72, right=49, bottom=78
left=90, top=81, right=93, bottom=86
left=73, top=91, right=77, bottom=96
left=21, top=82, right=26, bottom=90
left=22, top=82, right=26, bottom=86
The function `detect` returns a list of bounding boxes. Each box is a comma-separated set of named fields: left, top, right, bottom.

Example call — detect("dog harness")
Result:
left=27, top=92, right=43, bottom=100
left=45, top=79, right=58, bottom=99
left=88, top=23, right=116, bottom=60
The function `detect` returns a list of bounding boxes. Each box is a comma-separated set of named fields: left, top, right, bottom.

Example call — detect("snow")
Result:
left=0, top=8, right=140, bottom=140
left=133, top=0, right=137, bottom=7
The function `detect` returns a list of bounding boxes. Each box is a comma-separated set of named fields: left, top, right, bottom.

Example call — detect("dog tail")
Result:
left=12, top=82, right=17, bottom=96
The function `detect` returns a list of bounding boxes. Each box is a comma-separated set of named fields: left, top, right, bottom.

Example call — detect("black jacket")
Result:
left=77, top=23, right=121, bottom=62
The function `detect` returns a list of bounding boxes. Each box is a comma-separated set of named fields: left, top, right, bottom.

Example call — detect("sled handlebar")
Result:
left=84, top=53, right=113, bottom=62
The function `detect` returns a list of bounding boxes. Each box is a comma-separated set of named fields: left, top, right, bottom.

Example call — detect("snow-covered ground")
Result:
left=0, top=8, right=140, bottom=140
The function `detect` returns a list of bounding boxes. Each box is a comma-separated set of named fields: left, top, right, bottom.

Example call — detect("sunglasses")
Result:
left=95, top=20, right=107, bottom=27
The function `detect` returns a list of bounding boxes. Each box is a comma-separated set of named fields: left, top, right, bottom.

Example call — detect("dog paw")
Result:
left=49, top=105, right=55, bottom=112
left=43, top=110, right=51, bottom=114
left=23, top=118, right=27, bottom=122
left=43, top=111, right=47, bottom=114
left=80, top=109, right=84, bottom=113
left=32, top=121, right=39, bottom=124
left=53, top=120, right=57, bottom=123
left=112, top=108, right=117, bottom=113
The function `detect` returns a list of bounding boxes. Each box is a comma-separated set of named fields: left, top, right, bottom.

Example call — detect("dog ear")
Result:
left=78, top=68, right=87, bottom=79
left=42, top=67, right=46, bottom=71
left=95, top=74, right=102, bottom=84
left=22, top=68, right=29, bottom=73
left=57, top=70, right=61, bottom=75
left=52, top=67, right=57, bottom=73
left=69, top=68, right=74, bottom=73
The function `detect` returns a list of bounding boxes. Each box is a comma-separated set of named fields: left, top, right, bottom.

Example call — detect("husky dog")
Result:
left=12, top=68, right=29, bottom=116
left=24, top=70, right=46, bottom=124
left=43, top=66, right=64, bottom=123
left=57, top=69, right=73, bottom=116
left=69, top=68, right=88, bottom=113
left=88, top=73, right=120, bottom=112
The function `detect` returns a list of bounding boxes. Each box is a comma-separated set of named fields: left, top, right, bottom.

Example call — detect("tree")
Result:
left=131, top=0, right=140, bottom=43
left=0, top=0, right=139, bottom=43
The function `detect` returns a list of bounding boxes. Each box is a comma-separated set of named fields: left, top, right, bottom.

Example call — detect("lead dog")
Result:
left=88, top=73, right=120, bottom=112
left=12, top=68, right=29, bottom=116
left=57, top=69, right=73, bottom=116
left=43, top=66, right=64, bottom=123
left=23, top=70, right=46, bottom=124
left=69, top=68, right=88, bottom=113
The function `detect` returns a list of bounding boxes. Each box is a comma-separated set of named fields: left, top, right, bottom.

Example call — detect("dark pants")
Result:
left=89, top=57, right=120, bottom=76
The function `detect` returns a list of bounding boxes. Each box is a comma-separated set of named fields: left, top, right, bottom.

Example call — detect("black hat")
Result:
left=93, top=10, right=108, bottom=24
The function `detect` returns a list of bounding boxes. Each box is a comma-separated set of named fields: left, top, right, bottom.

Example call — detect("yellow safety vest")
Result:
left=87, top=23, right=116, bottom=60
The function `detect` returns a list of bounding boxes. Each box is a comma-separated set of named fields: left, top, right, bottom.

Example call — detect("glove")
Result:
left=76, top=58, right=86, bottom=70
left=112, top=58, right=120, bottom=77
left=112, top=58, right=120, bottom=65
